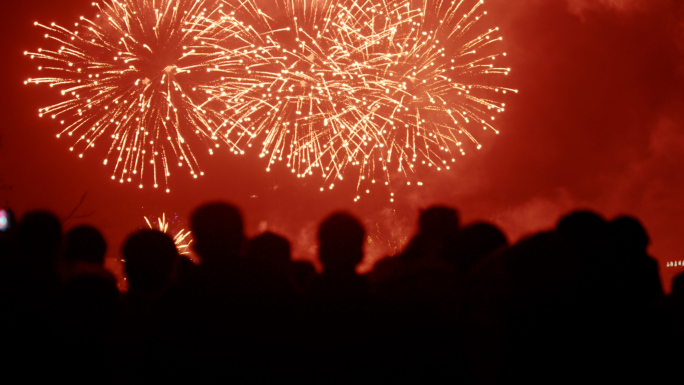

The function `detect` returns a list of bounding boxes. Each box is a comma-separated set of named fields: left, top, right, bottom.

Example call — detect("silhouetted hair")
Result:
left=190, top=202, right=244, bottom=258
left=418, top=205, right=460, bottom=237
left=65, top=225, right=107, bottom=265
left=18, top=210, right=62, bottom=259
left=608, top=216, right=649, bottom=252
left=399, top=205, right=460, bottom=262
left=122, top=229, right=178, bottom=292
left=453, top=222, right=507, bottom=269
left=556, top=210, right=607, bottom=255
left=673, top=272, right=684, bottom=295
left=318, top=212, right=365, bottom=271
left=247, top=231, right=291, bottom=268
left=556, top=210, right=605, bottom=240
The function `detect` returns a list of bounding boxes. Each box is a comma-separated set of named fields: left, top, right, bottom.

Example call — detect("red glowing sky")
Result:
left=1, top=0, right=683, bottom=288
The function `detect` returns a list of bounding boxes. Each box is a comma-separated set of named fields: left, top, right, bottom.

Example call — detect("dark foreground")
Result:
left=1, top=203, right=682, bottom=383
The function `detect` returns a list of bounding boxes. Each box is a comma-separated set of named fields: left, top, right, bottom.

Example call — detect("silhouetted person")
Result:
left=246, top=231, right=297, bottom=301
left=65, top=225, right=107, bottom=265
left=17, top=210, right=63, bottom=271
left=183, top=201, right=248, bottom=306
left=370, top=205, right=460, bottom=321
left=492, top=230, right=580, bottom=382
left=158, top=202, right=288, bottom=381
left=369, top=207, right=462, bottom=382
left=401, top=205, right=460, bottom=262
left=117, top=229, right=180, bottom=379
left=188, top=201, right=282, bottom=301
left=607, top=216, right=663, bottom=299
left=499, top=210, right=657, bottom=382
left=59, top=224, right=118, bottom=376
left=556, top=210, right=608, bottom=264
left=449, top=221, right=509, bottom=382
left=191, top=202, right=245, bottom=264
left=452, top=221, right=508, bottom=273
left=14, top=209, right=63, bottom=302
left=6, top=211, right=63, bottom=373
left=61, top=225, right=116, bottom=283
left=60, top=272, right=121, bottom=379
left=247, top=231, right=291, bottom=270
left=122, top=229, right=179, bottom=298
left=666, top=272, right=684, bottom=345
left=555, top=210, right=612, bottom=312
left=604, top=216, right=665, bottom=376
left=120, top=229, right=179, bottom=327
left=310, top=212, right=368, bottom=300
left=305, top=212, right=370, bottom=315
left=303, top=212, right=375, bottom=382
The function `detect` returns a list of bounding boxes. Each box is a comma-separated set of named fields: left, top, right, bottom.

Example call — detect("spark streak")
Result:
left=144, top=212, right=192, bottom=255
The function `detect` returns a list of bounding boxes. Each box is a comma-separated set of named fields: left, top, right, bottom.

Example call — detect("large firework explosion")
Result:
left=211, top=0, right=516, bottom=200
left=25, top=0, right=259, bottom=191
left=26, top=0, right=515, bottom=198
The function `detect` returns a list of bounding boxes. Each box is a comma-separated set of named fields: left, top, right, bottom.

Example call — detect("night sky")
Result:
left=1, top=0, right=683, bottom=288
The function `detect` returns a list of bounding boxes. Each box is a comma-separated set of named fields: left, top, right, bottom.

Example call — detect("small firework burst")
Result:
left=144, top=212, right=192, bottom=255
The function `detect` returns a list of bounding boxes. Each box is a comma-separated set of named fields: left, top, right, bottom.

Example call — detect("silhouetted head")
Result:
left=556, top=210, right=607, bottom=256
left=453, top=222, right=508, bottom=270
left=18, top=210, right=62, bottom=261
left=122, top=229, right=178, bottom=293
left=418, top=206, right=460, bottom=239
left=400, top=205, right=459, bottom=262
left=64, top=225, right=107, bottom=265
left=247, top=231, right=291, bottom=269
left=608, top=216, right=649, bottom=254
left=318, top=212, right=365, bottom=273
left=673, top=272, right=684, bottom=295
left=190, top=202, right=245, bottom=261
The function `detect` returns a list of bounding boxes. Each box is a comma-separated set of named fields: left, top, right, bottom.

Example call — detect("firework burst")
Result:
left=24, top=0, right=263, bottom=191
left=26, top=0, right=515, bottom=199
left=144, top=212, right=193, bottom=255
left=209, top=0, right=516, bottom=200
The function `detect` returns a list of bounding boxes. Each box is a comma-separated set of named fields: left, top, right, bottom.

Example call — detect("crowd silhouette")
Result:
left=0, top=202, right=682, bottom=382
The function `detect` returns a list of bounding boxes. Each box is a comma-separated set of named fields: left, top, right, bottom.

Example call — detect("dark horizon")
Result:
left=2, top=0, right=683, bottom=290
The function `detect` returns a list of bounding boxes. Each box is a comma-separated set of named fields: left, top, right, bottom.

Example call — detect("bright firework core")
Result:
left=25, top=0, right=516, bottom=199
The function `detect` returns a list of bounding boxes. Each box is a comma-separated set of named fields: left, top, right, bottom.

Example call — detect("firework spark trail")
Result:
left=25, top=0, right=265, bottom=191
left=144, top=212, right=193, bottom=255
left=209, top=0, right=516, bottom=200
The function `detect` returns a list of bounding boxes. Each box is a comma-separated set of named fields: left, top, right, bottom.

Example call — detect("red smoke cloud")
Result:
left=565, top=0, right=654, bottom=15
